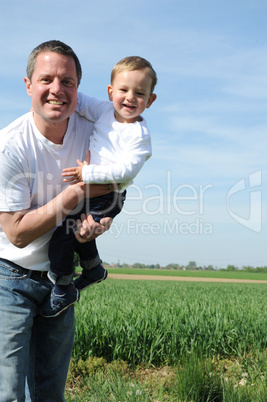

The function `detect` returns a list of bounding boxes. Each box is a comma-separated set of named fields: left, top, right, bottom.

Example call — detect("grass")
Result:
left=106, top=267, right=267, bottom=281
left=66, top=278, right=267, bottom=400
left=66, top=353, right=267, bottom=401
left=72, top=280, right=267, bottom=364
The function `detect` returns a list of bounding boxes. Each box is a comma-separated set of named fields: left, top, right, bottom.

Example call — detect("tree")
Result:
left=187, top=261, right=197, bottom=270
left=226, top=265, right=237, bottom=271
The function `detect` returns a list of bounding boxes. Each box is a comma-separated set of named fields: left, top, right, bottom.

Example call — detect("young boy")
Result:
left=40, top=56, right=157, bottom=317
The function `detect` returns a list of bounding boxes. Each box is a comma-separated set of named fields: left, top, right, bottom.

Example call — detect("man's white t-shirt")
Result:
left=0, top=112, right=94, bottom=271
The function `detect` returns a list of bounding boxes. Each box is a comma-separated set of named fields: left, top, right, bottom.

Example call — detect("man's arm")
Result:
left=0, top=182, right=112, bottom=248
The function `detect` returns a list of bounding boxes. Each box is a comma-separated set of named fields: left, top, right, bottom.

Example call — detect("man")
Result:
left=0, top=40, right=112, bottom=401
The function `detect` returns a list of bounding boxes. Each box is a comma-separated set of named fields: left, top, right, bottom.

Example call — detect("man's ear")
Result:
left=24, top=77, right=32, bottom=97
left=107, top=84, right=113, bottom=101
left=146, top=93, right=157, bottom=109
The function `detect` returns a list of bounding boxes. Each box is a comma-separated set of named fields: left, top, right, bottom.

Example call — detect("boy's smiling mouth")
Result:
left=123, top=103, right=136, bottom=109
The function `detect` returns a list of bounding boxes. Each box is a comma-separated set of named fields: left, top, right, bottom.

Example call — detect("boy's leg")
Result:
left=42, top=206, right=85, bottom=317
left=76, top=237, right=101, bottom=270
left=74, top=239, right=107, bottom=291
left=48, top=215, right=78, bottom=278
left=89, top=190, right=126, bottom=222
left=73, top=192, right=126, bottom=291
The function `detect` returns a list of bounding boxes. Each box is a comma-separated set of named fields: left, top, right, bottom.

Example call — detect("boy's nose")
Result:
left=126, top=92, right=135, bottom=102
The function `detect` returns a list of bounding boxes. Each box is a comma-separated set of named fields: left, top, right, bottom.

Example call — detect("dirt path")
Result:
left=107, top=273, right=267, bottom=284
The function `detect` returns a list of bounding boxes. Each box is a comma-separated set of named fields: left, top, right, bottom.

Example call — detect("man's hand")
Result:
left=75, top=214, right=112, bottom=243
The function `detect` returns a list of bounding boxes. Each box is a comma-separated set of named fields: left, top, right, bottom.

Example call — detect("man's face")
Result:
left=25, top=51, right=78, bottom=129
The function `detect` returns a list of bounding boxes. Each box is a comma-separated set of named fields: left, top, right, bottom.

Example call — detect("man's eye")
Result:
left=63, top=80, right=73, bottom=86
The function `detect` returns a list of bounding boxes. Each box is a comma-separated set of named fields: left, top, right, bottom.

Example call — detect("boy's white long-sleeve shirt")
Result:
left=77, top=93, right=152, bottom=191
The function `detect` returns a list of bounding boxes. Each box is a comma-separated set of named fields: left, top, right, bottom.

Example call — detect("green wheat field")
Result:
left=66, top=273, right=267, bottom=401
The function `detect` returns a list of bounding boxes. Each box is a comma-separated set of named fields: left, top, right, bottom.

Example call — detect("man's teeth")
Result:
left=48, top=101, right=64, bottom=105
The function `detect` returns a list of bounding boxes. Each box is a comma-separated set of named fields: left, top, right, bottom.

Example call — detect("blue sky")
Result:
left=1, top=0, right=266, bottom=267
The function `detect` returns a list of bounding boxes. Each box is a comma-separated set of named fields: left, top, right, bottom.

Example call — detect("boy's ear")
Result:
left=107, top=84, right=113, bottom=101
left=146, top=93, right=157, bottom=109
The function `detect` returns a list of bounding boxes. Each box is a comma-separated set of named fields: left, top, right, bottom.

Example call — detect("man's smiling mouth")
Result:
left=47, top=100, right=65, bottom=105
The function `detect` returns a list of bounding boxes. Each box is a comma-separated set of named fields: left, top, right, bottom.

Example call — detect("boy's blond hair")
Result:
left=111, top=56, right=157, bottom=94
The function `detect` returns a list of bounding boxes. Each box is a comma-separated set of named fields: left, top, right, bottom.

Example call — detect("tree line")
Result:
left=104, top=260, right=267, bottom=273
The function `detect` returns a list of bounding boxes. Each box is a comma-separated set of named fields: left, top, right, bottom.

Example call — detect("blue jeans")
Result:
left=0, top=259, right=74, bottom=401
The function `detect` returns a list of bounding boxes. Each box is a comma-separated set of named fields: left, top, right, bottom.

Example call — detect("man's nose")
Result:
left=50, top=78, right=63, bottom=94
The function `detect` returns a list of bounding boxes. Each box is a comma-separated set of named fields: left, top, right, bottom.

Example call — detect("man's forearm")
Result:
left=0, top=182, right=113, bottom=248
left=0, top=183, right=84, bottom=248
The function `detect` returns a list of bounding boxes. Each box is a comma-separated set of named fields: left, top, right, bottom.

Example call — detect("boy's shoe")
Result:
left=40, top=283, right=80, bottom=318
left=74, top=264, right=108, bottom=291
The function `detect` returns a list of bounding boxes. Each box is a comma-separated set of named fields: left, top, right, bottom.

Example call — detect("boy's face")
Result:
left=107, top=69, right=156, bottom=124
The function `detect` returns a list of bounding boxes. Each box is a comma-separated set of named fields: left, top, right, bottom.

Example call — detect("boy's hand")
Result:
left=62, top=167, right=83, bottom=184
left=62, top=150, right=90, bottom=183
left=62, top=164, right=83, bottom=183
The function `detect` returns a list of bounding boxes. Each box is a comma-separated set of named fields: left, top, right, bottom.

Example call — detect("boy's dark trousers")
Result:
left=48, top=191, right=126, bottom=277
